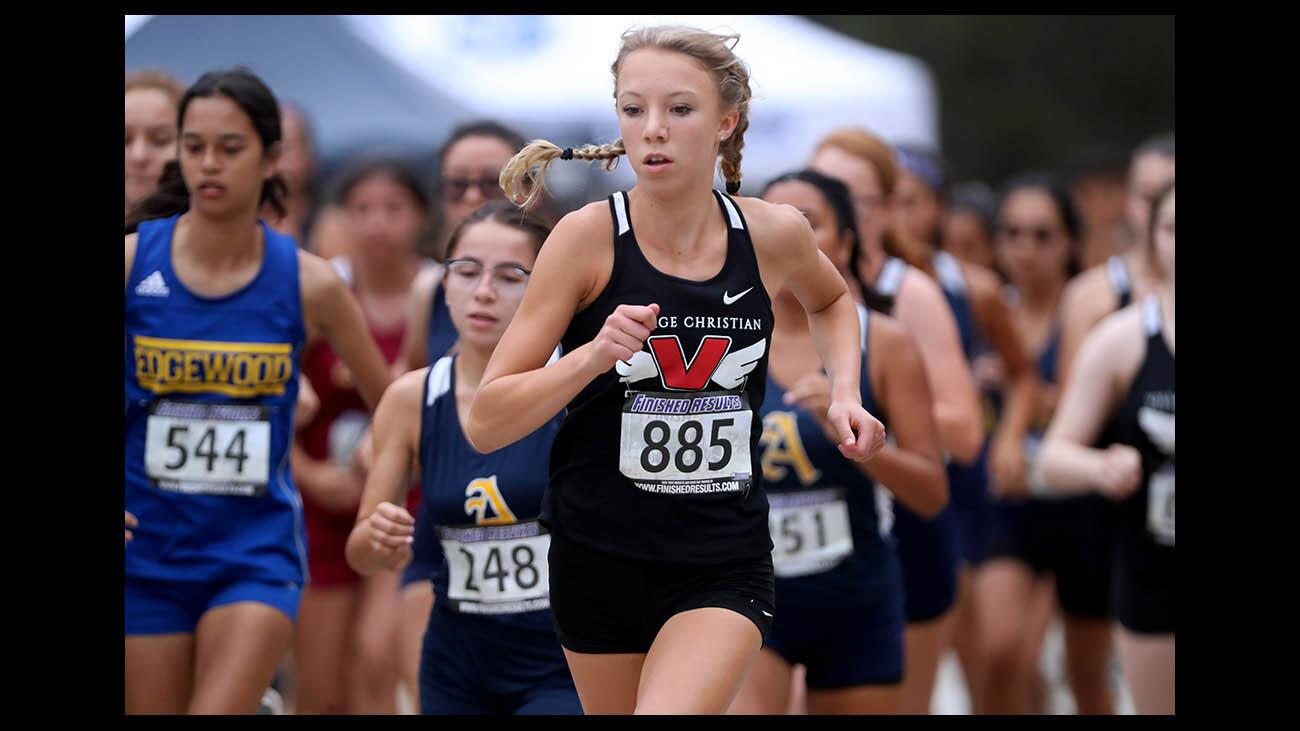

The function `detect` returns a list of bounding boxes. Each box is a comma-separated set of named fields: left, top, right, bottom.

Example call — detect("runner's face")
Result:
left=896, top=169, right=942, bottom=246
left=763, top=180, right=852, bottom=272
left=276, top=107, right=314, bottom=191
left=809, top=145, right=889, bottom=273
left=616, top=48, right=737, bottom=191
left=441, top=135, right=518, bottom=231
left=1152, top=190, right=1175, bottom=284
left=343, top=174, right=426, bottom=264
left=1126, top=152, right=1175, bottom=245
left=125, top=88, right=178, bottom=210
left=942, top=210, right=995, bottom=270
left=443, top=220, right=538, bottom=352
left=994, top=189, right=1071, bottom=294
left=179, top=96, right=278, bottom=220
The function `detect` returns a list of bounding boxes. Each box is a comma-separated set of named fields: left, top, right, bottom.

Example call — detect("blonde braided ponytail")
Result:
left=499, top=139, right=627, bottom=210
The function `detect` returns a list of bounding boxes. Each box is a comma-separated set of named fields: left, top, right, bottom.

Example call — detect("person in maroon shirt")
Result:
left=291, top=157, right=433, bottom=713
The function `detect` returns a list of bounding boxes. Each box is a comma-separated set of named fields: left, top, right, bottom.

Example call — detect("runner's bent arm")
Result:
left=859, top=320, right=948, bottom=516
left=467, top=205, right=619, bottom=453
left=1039, top=311, right=1137, bottom=495
left=346, top=369, right=423, bottom=575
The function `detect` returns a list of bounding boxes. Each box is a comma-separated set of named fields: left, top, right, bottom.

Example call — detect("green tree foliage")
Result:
left=807, top=15, right=1174, bottom=185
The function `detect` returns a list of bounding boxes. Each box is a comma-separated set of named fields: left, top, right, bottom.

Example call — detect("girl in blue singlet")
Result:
left=124, top=68, right=392, bottom=714
left=728, top=170, right=948, bottom=714
left=347, top=202, right=580, bottom=714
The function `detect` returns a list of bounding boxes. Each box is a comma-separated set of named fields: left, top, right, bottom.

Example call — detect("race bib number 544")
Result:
left=619, top=390, right=753, bottom=496
left=144, top=400, right=271, bottom=497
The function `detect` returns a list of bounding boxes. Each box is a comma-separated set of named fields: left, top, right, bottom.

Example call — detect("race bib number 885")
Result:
left=144, top=400, right=271, bottom=497
left=619, top=390, right=753, bottom=496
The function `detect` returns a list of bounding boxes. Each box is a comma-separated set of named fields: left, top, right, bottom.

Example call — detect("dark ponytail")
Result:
left=762, top=168, right=895, bottom=316
left=124, top=67, right=288, bottom=234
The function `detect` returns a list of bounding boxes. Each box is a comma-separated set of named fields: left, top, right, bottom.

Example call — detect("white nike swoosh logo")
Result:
left=723, top=287, right=754, bottom=305
left=760, top=610, right=773, bottom=617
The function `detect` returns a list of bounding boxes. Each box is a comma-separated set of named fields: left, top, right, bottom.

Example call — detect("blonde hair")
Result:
left=814, top=127, right=934, bottom=274
left=500, top=25, right=753, bottom=208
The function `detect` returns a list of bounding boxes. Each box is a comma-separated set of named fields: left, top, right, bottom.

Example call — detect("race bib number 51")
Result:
left=619, top=390, right=753, bottom=496
left=768, top=488, right=853, bottom=577
left=144, top=400, right=271, bottom=497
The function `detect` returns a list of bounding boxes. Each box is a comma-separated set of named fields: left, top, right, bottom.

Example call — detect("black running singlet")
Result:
left=543, top=190, right=775, bottom=563
left=1105, top=295, right=1175, bottom=554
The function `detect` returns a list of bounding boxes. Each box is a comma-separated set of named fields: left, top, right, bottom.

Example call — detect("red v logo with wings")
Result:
left=648, top=335, right=732, bottom=391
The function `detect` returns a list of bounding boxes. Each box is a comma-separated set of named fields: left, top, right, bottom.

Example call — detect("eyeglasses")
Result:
left=445, top=258, right=532, bottom=293
left=442, top=177, right=506, bottom=203
left=996, top=224, right=1057, bottom=244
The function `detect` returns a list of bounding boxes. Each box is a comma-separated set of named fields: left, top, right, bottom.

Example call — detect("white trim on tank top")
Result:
left=933, top=250, right=966, bottom=294
left=612, top=190, right=743, bottom=235
left=426, top=355, right=454, bottom=406
left=1143, top=294, right=1162, bottom=336
left=717, top=192, right=745, bottom=230
left=856, top=302, right=870, bottom=351
left=1107, top=255, right=1131, bottom=298
left=425, top=347, right=559, bottom=408
left=877, top=257, right=907, bottom=296
left=612, top=191, right=630, bottom=237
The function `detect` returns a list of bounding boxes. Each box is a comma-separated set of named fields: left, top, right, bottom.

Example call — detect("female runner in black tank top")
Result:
left=1037, top=181, right=1174, bottom=714
left=465, top=26, right=886, bottom=715
left=1055, top=135, right=1173, bottom=388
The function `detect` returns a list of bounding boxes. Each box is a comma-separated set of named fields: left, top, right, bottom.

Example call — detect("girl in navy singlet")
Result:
left=465, top=27, right=886, bottom=714
left=346, top=203, right=579, bottom=714
left=393, top=120, right=534, bottom=701
left=894, top=146, right=1044, bottom=714
left=728, top=170, right=947, bottom=714
left=808, top=128, right=986, bottom=714
left=980, top=175, right=1116, bottom=714
left=124, top=68, right=393, bottom=714
left=1039, top=181, right=1174, bottom=714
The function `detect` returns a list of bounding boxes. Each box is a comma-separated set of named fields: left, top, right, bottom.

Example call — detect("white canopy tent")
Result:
left=126, top=14, right=937, bottom=198
left=341, top=14, right=939, bottom=192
